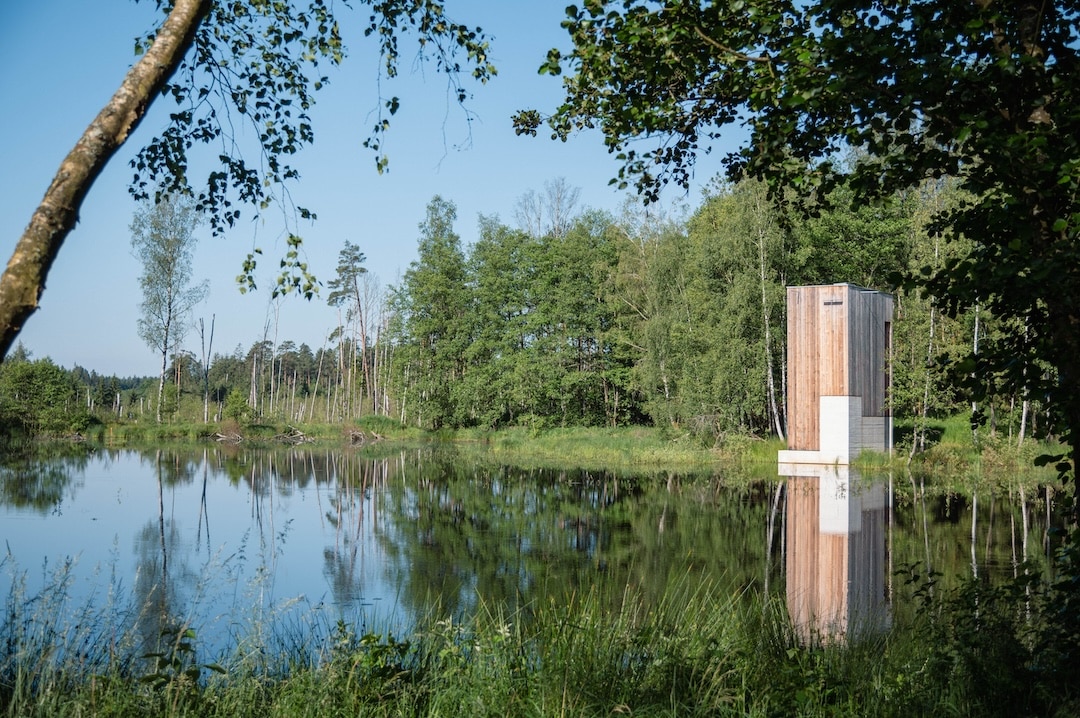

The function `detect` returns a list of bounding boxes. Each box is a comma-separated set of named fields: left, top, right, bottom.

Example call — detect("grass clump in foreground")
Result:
left=5, top=550, right=1080, bottom=718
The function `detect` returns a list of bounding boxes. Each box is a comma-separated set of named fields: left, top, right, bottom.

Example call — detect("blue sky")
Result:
left=0, top=1, right=734, bottom=377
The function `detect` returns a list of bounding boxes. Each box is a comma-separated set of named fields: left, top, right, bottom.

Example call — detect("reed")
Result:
left=6, top=554, right=1079, bottom=717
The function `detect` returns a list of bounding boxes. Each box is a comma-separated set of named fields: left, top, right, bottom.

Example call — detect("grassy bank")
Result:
left=4, top=561, right=1079, bottom=717
left=62, top=420, right=784, bottom=474
left=40, top=412, right=1062, bottom=486
left=449, top=426, right=785, bottom=474
left=72, top=414, right=425, bottom=446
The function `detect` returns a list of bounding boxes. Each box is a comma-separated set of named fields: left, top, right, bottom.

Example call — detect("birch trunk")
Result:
left=200, top=315, right=215, bottom=424
left=758, top=226, right=784, bottom=440
left=0, top=0, right=209, bottom=359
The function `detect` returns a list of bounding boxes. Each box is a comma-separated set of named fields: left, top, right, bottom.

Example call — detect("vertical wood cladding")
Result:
left=787, top=284, right=893, bottom=452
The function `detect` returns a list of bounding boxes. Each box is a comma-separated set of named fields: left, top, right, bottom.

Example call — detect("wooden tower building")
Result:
left=778, top=283, right=893, bottom=465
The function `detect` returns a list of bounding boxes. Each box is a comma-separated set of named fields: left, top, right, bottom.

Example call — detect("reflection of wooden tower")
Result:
left=784, top=465, right=889, bottom=644
left=778, top=284, right=893, bottom=464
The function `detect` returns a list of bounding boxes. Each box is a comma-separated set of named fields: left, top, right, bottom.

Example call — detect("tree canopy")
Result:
left=517, top=0, right=1080, bottom=488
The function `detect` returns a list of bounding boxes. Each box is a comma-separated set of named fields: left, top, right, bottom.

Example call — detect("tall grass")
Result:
left=7, top=553, right=1080, bottom=717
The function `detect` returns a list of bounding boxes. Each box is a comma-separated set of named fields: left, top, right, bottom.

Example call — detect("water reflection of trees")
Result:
left=371, top=458, right=783, bottom=620
left=130, top=450, right=200, bottom=660
left=182, top=448, right=1072, bottom=639
left=0, top=444, right=92, bottom=511
left=7, top=443, right=1069, bottom=656
left=195, top=446, right=397, bottom=611
left=320, top=452, right=388, bottom=607
left=892, top=474, right=1063, bottom=593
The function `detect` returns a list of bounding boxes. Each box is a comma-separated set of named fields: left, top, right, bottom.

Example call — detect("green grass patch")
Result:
left=446, top=425, right=775, bottom=472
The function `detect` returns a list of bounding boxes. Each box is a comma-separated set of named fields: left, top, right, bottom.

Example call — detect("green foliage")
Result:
left=321, top=620, right=413, bottom=704
left=896, top=543, right=1080, bottom=716
left=8, top=561, right=1080, bottom=717
left=463, top=217, right=539, bottom=427
left=326, top=241, right=368, bottom=310
left=393, top=197, right=639, bottom=431
left=131, top=193, right=206, bottom=358
left=384, top=180, right=991, bottom=442
left=0, top=356, right=89, bottom=436
left=223, top=389, right=251, bottom=424
left=1, top=447, right=1076, bottom=716
left=160, top=383, right=179, bottom=420
left=131, top=193, right=207, bottom=424
left=395, top=197, right=472, bottom=429
left=140, top=626, right=225, bottom=692
left=796, top=180, right=912, bottom=288
left=126, top=0, right=494, bottom=296
left=524, top=0, right=1080, bottom=497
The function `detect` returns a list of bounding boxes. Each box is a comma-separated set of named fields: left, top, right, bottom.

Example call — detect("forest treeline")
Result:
left=0, top=177, right=1048, bottom=449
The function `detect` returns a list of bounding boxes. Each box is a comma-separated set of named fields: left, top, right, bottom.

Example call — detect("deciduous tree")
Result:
left=519, top=1, right=1080, bottom=497
left=131, top=193, right=208, bottom=423
left=396, top=197, right=471, bottom=428
left=0, top=355, right=87, bottom=436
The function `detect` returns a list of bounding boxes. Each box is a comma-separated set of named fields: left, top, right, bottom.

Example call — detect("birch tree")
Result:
left=0, top=0, right=495, bottom=359
left=396, top=197, right=471, bottom=428
left=131, top=193, right=207, bottom=423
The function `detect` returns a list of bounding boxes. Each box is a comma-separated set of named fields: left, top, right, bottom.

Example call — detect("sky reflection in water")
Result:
left=0, top=446, right=1065, bottom=657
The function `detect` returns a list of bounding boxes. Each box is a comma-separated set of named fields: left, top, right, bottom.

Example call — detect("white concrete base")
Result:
left=779, top=395, right=891, bottom=466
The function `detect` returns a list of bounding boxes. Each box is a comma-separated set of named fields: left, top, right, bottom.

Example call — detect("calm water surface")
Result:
left=0, top=444, right=1065, bottom=656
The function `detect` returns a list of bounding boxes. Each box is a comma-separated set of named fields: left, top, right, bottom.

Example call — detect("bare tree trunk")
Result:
left=914, top=240, right=940, bottom=458
left=353, top=276, right=369, bottom=415
left=1019, top=399, right=1030, bottom=446
left=971, top=304, right=980, bottom=443
left=269, top=306, right=280, bottom=417
left=199, top=315, right=215, bottom=424
left=175, top=352, right=183, bottom=415
left=400, top=362, right=410, bottom=425
left=971, top=491, right=978, bottom=580
left=1018, top=319, right=1031, bottom=446
left=249, top=350, right=259, bottom=413
left=0, top=0, right=209, bottom=359
left=290, top=370, right=298, bottom=421
left=372, top=313, right=382, bottom=416
left=156, top=323, right=169, bottom=424
left=910, top=302, right=936, bottom=459
left=336, top=309, right=346, bottom=421
left=309, top=340, right=326, bottom=423
left=329, top=380, right=336, bottom=422
left=758, top=226, right=784, bottom=440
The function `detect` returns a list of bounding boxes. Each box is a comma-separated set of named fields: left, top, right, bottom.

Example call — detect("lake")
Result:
left=0, top=443, right=1066, bottom=659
